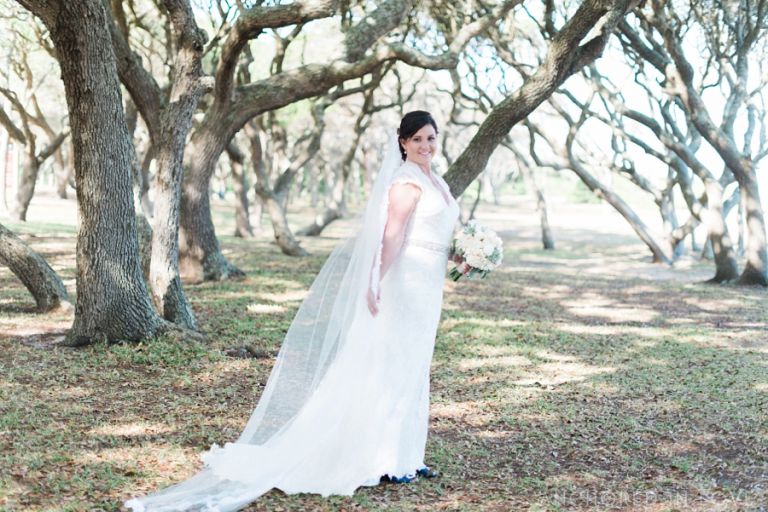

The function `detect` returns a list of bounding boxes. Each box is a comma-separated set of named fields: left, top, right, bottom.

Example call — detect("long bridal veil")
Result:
left=126, top=134, right=404, bottom=511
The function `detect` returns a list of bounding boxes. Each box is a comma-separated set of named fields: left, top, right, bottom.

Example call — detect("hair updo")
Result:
left=397, top=111, right=439, bottom=161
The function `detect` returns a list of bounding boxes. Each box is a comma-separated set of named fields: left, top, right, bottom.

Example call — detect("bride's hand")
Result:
left=450, top=252, right=464, bottom=264
left=367, top=287, right=380, bottom=316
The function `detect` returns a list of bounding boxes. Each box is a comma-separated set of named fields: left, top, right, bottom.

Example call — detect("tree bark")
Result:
left=519, top=162, right=554, bottom=250
left=735, top=173, right=767, bottom=285
left=176, top=0, right=516, bottom=280
left=55, top=146, right=72, bottom=199
left=658, top=184, right=684, bottom=259
left=228, top=143, right=255, bottom=238
left=139, top=146, right=154, bottom=217
left=569, top=156, right=672, bottom=264
left=18, top=0, right=163, bottom=345
left=12, top=132, right=68, bottom=220
left=147, top=0, right=207, bottom=329
left=444, top=0, right=641, bottom=196
left=179, top=118, right=246, bottom=281
left=0, top=222, right=70, bottom=312
left=247, top=124, right=307, bottom=256
left=649, top=1, right=767, bottom=285
left=13, top=152, right=40, bottom=221
left=701, top=179, right=740, bottom=282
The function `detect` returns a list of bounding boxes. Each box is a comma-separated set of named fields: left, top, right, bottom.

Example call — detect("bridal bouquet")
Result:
left=449, top=220, right=504, bottom=281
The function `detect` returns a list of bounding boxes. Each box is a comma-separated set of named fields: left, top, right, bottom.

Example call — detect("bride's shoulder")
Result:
left=390, top=163, right=424, bottom=189
left=392, top=161, right=424, bottom=180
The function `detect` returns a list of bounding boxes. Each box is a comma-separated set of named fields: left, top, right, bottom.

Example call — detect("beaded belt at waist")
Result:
left=405, top=238, right=450, bottom=255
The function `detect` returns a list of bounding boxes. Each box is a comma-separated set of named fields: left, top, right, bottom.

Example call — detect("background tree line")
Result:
left=1, top=0, right=765, bottom=346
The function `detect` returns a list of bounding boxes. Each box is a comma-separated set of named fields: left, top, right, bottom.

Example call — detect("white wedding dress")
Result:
left=126, top=160, right=460, bottom=511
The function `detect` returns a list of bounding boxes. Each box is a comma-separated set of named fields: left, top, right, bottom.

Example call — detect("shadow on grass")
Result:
left=2, top=208, right=767, bottom=510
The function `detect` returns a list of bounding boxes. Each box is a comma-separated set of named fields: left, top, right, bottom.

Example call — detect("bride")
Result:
left=126, top=110, right=461, bottom=511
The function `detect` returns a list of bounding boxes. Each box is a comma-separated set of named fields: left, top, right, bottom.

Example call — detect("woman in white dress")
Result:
left=126, top=111, right=461, bottom=511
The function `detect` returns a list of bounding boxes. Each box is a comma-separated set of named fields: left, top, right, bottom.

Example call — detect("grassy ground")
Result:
left=0, top=196, right=766, bottom=511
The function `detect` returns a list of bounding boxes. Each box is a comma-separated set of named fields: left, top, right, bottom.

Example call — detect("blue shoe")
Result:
left=416, top=466, right=439, bottom=478
left=386, top=472, right=417, bottom=484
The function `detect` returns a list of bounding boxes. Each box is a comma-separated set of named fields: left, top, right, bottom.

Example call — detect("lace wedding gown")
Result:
left=126, top=161, right=459, bottom=511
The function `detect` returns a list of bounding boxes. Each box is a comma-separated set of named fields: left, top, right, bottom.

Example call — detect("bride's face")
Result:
left=401, top=124, right=437, bottom=167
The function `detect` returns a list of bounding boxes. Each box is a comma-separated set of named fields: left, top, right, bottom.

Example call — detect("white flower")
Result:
left=451, top=221, right=504, bottom=278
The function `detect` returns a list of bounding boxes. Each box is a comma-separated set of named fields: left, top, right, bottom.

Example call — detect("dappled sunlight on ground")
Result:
left=1, top=197, right=766, bottom=510
left=255, top=289, right=308, bottom=303
left=562, top=302, right=659, bottom=324
left=246, top=303, right=288, bottom=314
left=458, top=354, right=531, bottom=370
left=88, top=422, right=175, bottom=443
left=513, top=361, right=616, bottom=387
left=557, top=323, right=668, bottom=339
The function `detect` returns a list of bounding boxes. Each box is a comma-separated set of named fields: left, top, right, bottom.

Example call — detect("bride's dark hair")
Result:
left=397, top=111, right=438, bottom=161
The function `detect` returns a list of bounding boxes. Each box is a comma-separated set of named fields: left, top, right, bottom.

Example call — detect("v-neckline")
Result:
left=405, top=161, right=452, bottom=207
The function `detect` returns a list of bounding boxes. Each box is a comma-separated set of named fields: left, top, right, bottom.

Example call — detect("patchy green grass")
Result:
left=1, top=202, right=766, bottom=511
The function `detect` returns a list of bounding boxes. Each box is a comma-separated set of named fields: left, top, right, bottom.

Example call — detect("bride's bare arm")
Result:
left=380, top=183, right=421, bottom=278
left=367, top=182, right=421, bottom=315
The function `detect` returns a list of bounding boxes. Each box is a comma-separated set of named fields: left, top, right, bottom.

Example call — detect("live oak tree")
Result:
left=620, top=0, right=768, bottom=284
left=0, top=46, right=68, bottom=221
left=443, top=0, right=764, bottom=285
left=0, top=222, right=70, bottom=312
left=298, top=65, right=405, bottom=237
left=166, top=0, right=517, bottom=281
left=439, top=59, right=554, bottom=248
left=583, top=66, right=741, bottom=280
left=102, top=0, right=622, bottom=284
left=443, top=0, right=644, bottom=197
left=106, top=0, right=211, bottom=328
left=15, top=0, right=163, bottom=345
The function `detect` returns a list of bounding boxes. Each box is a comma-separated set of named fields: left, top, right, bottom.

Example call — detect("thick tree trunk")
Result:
left=233, top=165, right=254, bottom=238
left=147, top=4, right=207, bottom=330
left=0, top=222, right=70, bottom=312
left=736, top=174, right=768, bottom=285
left=22, top=0, right=162, bottom=345
left=259, top=192, right=308, bottom=256
left=12, top=152, right=40, bottom=221
left=701, top=180, right=740, bottom=283
left=675, top=163, right=739, bottom=280
left=179, top=120, right=244, bottom=282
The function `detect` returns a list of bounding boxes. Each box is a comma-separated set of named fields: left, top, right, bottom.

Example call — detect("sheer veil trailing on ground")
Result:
left=125, top=134, right=405, bottom=511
